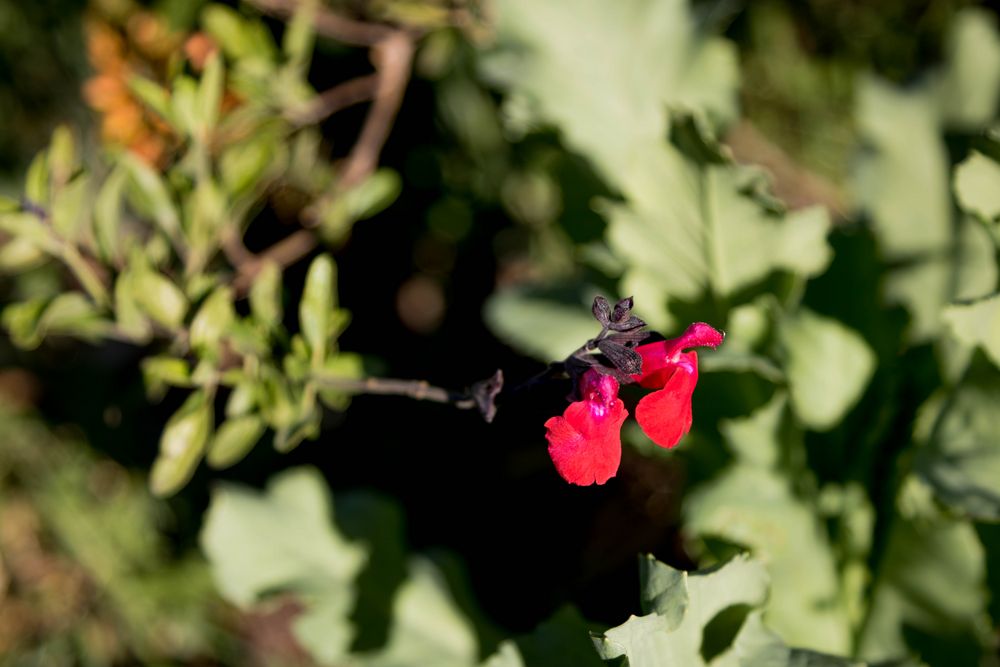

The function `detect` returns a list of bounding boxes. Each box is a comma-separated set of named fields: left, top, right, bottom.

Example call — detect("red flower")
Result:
left=544, top=369, right=627, bottom=486
left=632, top=322, right=724, bottom=449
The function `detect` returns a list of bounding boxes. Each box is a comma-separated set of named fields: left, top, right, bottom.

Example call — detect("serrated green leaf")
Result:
left=249, top=260, right=282, bottom=329
left=780, top=308, right=876, bottom=431
left=200, top=467, right=367, bottom=662
left=300, top=255, right=335, bottom=364
left=954, top=150, right=1000, bottom=222
left=597, top=555, right=769, bottom=667
left=150, top=389, right=212, bottom=496
left=189, top=286, right=235, bottom=356
left=206, top=414, right=266, bottom=469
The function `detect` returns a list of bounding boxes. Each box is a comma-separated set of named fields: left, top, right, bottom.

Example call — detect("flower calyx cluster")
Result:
left=544, top=297, right=723, bottom=486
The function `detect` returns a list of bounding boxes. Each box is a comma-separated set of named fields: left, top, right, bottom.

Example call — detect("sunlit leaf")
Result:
left=201, top=467, right=367, bottom=662
left=150, top=389, right=213, bottom=496
left=780, top=308, right=875, bottom=431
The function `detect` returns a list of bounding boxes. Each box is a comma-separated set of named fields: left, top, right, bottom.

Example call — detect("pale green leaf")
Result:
left=122, top=154, right=181, bottom=242
left=916, top=362, right=1000, bottom=521
left=943, top=294, right=1000, bottom=369
left=200, top=467, right=367, bottom=662
left=857, top=512, right=988, bottom=662
left=300, top=255, right=335, bottom=364
left=134, top=267, right=188, bottom=330
left=780, top=309, right=876, bottom=431
left=954, top=150, right=1000, bottom=222
left=128, top=76, right=174, bottom=123
left=50, top=172, right=90, bottom=240
left=484, top=288, right=598, bottom=361
left=596, top=555, right=769, bottom=667
left=189, top=286, right=235, bottom=355
left=249, top=260, right=283, bottom=329
left=854, top=75, right=950, bottom=260
left=197, top=52, right=224, bottom=137
left=938, top=8, right=1000, bottom=130
left=150, top=390, right=212, bottom=496
left=94, top=166, right=128, bottom=262
left=206, top=414, right=266, bottom=469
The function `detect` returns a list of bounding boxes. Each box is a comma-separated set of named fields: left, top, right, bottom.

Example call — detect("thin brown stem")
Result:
left=337, top=31, right=414, bottom=188
left=245, top=0, right=394, bottom=47
left=232, top=229, right=319, bottom=295
left=313, top=375, right=477, bottom=410
left=288, top=74, right=378, bottom=126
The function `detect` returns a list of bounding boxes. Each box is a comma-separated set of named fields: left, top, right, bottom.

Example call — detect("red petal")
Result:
left=545, top=399, right=627, bottom=485
left=635, top=354, right=699, bottom=449
left=633, top=323, right=722, bottom=388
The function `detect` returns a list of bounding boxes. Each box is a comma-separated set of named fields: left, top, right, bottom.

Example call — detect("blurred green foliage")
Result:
left=1, top=0, right=1000, bottom=665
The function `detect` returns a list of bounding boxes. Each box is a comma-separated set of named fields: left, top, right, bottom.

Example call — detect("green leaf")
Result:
left=954, top=150, right=1000, bottom=222
left=150, top=389, right=213, bottom=496
left=854, top=75, right=950, bottom=260
left=24, top=150, right=49, bottom=205
left=282, top=0, right=316, bottom=69
left=0, top=235, right=45, bottom=272
left=128, top=76, right=174, bottom=124
left=938, top=8, right=1000, bottom=130
left=200, top=467, right=368, bottom=663
left=142, top=356, right=193, bottom=400
left=0, top=212, right=56, bottom=251
left=300, top=255, right=335, bottom=365
left=916, top=361, right=1000, bottom=521
left=595, top=554, right=769, bottom=667
left=317, top=169, right=402, bottom=243
left=686, top=470, right=852, bottom=654
left=189, top=286, right=235, bottom=356
left=133, top=266, right=188, bottom=330
left=197, top=52, right=224, bottom=137
left=225, top=380, right=258, bottom=418
left=249, top=260, right=283, bottom=329
left=38, top=293, right=111, bottom=342
left=484, top=287, right=599, bottom=361
left=172, top=75, right=200, bottom=138
left=780, top=308, right=876, bottom=431
left=94, top=166, right=128, bottom=263
left=856, top=511, right=988, bottom=663
left=206, top=414, right=266, bottom=469
left=943, top=294, right=1000, bottom=369
left=2, top=298, right=49, bottom=349
left=317, top=353, right=364, bottom=411
left=202, top=5, right=273, bottom=63
left=884, top=217, right=997, bottom=343
left=363, top=558, right=479, bottom=667
left=50, top=172, right=90, bottom=240
left=220, top=134, right=277, bottom=197
left=48, top=125, right=76, bottom=186
left=122, top=154, right=181, bottom=243
left=113, top=268, right=153, bottom=342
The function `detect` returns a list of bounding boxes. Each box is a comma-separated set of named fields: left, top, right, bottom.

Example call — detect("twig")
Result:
left=288, top=74, right=378, bottom=126
left=337, top=31, right=414, bottom=188
left=232, top=229, right=318, bottom=295
left=245, top=0, right=394, bottom=47
left=314, top=375, right=476, bottom=409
